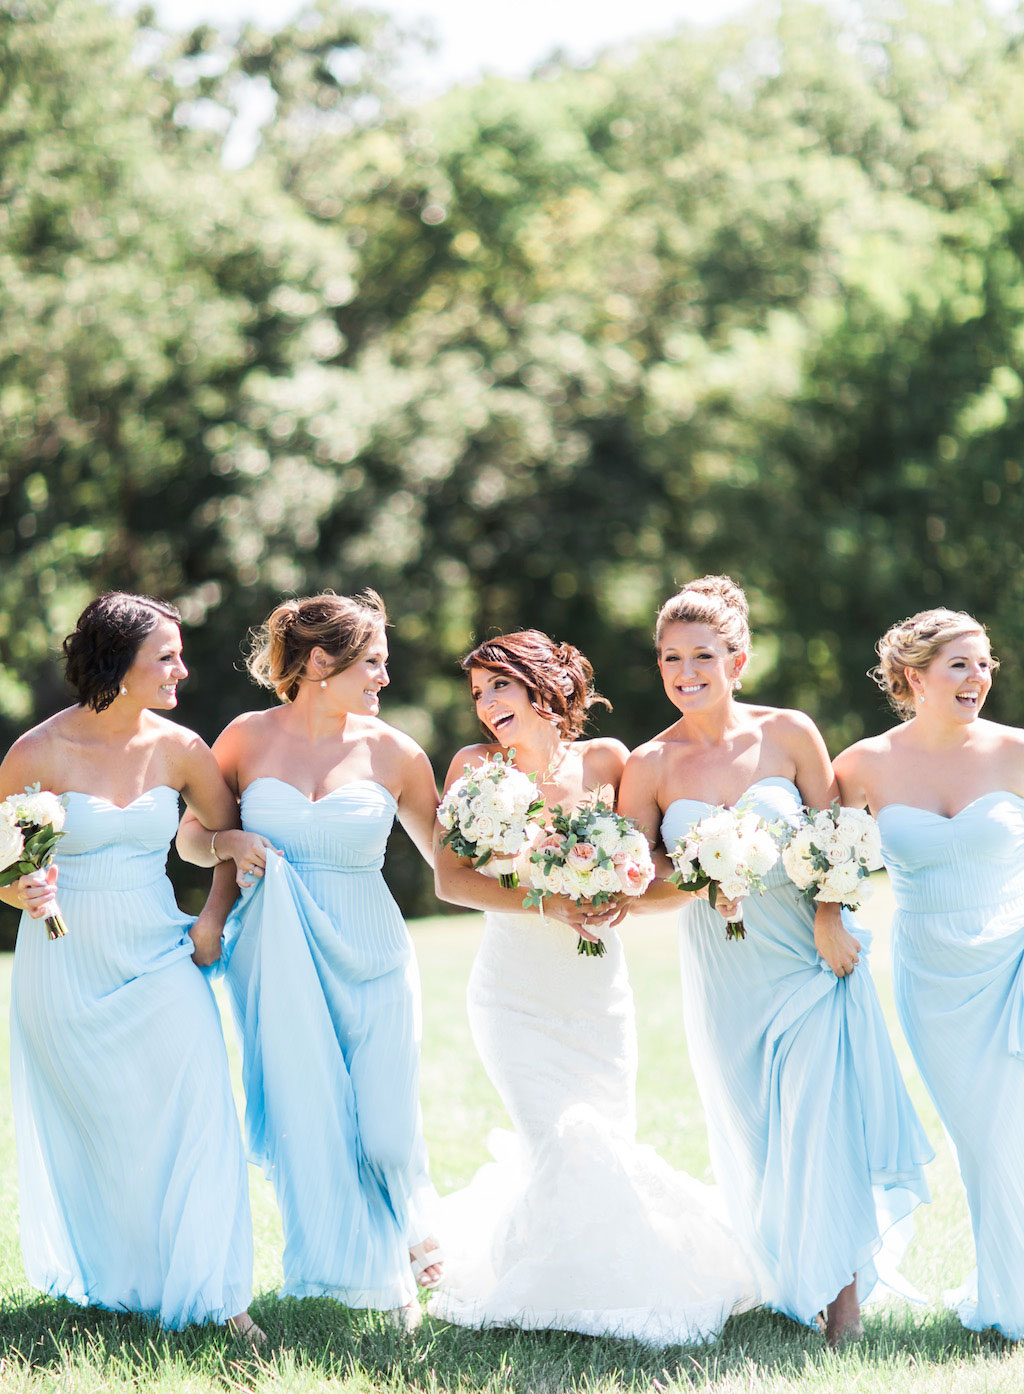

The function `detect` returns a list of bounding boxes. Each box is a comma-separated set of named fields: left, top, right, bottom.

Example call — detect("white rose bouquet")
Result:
left=438, top=749, right=545, bottom=888
left=522, top=801, right=655, bottom=957
left=781, top=801, right=883, bottom=910
left=0, top=784, right=70, bottom=939
left=668, top=806, right=781, bottom=941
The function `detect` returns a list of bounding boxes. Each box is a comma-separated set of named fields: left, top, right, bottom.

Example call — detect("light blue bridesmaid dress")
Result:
left=220, top=777, right=436, bottom=1310
left=10, top=787, right=253, bottom=1328
left=879, top=792, right=1024, bottom=1339
left=662, top=777, right=932, bottom=1326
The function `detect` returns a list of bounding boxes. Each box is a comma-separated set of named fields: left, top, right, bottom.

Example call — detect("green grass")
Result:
left=0, top=885, right=1020, bottom=1392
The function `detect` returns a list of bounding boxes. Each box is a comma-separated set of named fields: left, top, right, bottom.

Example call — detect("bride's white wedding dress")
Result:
left=429, top=903, right=758, bottom=1345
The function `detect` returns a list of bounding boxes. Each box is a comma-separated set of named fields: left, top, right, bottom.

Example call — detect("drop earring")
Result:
left=120, top=685, right=128, bottom=696
left=733, top=679, right=743, bottom=691
left=320, top=680, right=327, bottom=689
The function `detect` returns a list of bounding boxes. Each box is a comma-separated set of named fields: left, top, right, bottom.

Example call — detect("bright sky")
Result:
left=150, top=0, right=757, bottom=92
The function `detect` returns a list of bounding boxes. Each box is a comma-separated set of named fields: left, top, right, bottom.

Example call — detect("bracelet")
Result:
left=211, top=831, right=226, bottom=863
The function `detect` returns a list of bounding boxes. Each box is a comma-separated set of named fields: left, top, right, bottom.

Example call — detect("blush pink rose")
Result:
left=566, top=841, right=598, bottom=872
left=613, top=856, right=646, bottom=894
left=536, top=835, right=565, bottom=857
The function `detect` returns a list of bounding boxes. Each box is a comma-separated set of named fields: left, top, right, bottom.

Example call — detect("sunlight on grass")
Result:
left=0, top=878, right=1020, bottom=1390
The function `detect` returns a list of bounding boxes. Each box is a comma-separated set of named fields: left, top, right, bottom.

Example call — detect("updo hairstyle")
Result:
left=461, top=630, right=610, bottom=740
left=247, top=591, right=387, bottom=703
left=871, top=609, right=998, bottom=718
left=655, top=575, right=750, bottom=655
left=63, top=593, right=182, bottom=713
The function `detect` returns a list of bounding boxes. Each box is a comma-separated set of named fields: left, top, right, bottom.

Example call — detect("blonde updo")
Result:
left=247, top=591, right=387, bottom=703
left=871, top=608, right=998, bottom=718
left=655, top=575, right=751, bottom=655
left=461, top=630, right=610, bottom=740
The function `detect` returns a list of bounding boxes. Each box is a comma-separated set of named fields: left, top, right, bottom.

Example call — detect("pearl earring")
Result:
left=120, top=685, right=128, bottom=696
left=320, top=680, right=327, bottom=689
left=733, top=679, right=742, bottom=691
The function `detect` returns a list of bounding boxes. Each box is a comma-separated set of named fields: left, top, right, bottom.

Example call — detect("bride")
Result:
left=429, top=630, right=756, bottom=1345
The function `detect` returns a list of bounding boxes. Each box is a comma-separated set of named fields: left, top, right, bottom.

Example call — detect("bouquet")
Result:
left=668, top=806, right=780, bottom=940
left=438, top=749, right=544, bottom=888
left=0, top=784, right=69, bottom=939
left=522, top=801, right=655, bottom=956
left=781, top=801, right=883, bottom=910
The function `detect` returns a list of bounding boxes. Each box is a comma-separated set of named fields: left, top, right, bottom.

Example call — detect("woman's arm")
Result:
left=393, top=735, right=440, bottom=867
left=0, top=733, right=62, bottom=920
left=172, top=732, right=251, bottom=965
left=782, top=710, right=840, bottom=810
left=176, top=719, right=280, bottom=887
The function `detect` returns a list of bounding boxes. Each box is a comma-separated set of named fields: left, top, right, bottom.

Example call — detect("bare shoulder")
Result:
left=834, top=727, right=900, bottom=773
left=0, top=717, right=67, bottom=791
left=759, top=704, right=825, bottom=748
left=373, top=715, right=429, bottom=762
left=979, top=719, right=1024, bottom=767
left=579, top=736, right=629, bottom=783
left=211, top=707, right=280, bottom=756
left=443, top=742, right=497, bottom=783
left=625, top=730, right=676, bottom=767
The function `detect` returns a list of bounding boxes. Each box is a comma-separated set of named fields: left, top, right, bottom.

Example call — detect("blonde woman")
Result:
left=835, top=609, right=1024, bottom=1340
left=619, top=576, right=932, bottom=1344
left=178, top=592, right=441, bottom=1326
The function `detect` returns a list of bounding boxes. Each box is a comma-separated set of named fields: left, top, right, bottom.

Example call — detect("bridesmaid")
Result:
left=177, top=592, right=441, bottom=1325
left=618, top=575, right=932, bottom=1343
left=834, top=608, right=1024, bottom=1340
left=0, top=593, right=258, bottom=1336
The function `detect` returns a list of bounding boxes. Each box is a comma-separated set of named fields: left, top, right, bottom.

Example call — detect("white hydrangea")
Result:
left=0, top=815, right=25, bottom=875
left=9, top=790, right=66, bottom=832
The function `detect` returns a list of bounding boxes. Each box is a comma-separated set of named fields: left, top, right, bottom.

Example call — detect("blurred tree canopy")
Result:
left=3, top=0, right=1024, bottom=930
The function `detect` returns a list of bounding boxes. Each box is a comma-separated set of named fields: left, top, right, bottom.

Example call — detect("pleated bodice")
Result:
left=238, top=777, right=410, bottom=980
left=879, top=793, right=1024, bottom=917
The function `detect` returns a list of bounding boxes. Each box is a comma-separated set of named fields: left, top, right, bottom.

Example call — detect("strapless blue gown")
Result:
left=10, top=787, right=253, bottom=1328
left=879, top=792, right=1024, bottom=1339
left=220, top=777, right=436, bottom=1310
left=661, top=777, right=932, bottom=1326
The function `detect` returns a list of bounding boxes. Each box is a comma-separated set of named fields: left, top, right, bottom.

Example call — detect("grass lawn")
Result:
left=0, top=883, right=1020, bottom=1392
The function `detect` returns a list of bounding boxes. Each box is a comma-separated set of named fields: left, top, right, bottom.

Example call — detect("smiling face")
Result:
left=657, top=621, right=746, bottom=715
left=315, top=628, right=390, bottom=715
left=123, top=619, right=188, bottom=709
left=909, top=630, right=993, bottom=722
left=469, top=666, right=545, bottom=746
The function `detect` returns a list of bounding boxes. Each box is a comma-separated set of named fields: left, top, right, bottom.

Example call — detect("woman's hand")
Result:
left=814, top=902, right=861, bottom=977
left=188, top=907, right=224, bottom=966
left=691, top=882, right=744, bottom=923
left=214, top=829, right=282, bottom=887
left=544, top=895, right=622, bottom=941
left=15, top=865, right=60, bottom=920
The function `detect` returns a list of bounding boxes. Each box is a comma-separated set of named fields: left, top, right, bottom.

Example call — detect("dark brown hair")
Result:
left=461, top=630, right=610, bottom=740
left=63, top=593, right=182, bottom=713
left=247, top=591, right=387, bottom=703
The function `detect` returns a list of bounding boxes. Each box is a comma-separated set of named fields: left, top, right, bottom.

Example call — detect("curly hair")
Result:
left=871, top=609, right=998, bottom=718
left=247, top=591, right=388, bottom=703
left=63, top=593, right=183, bottom=713
left=461, top=630, right=610, bottom=740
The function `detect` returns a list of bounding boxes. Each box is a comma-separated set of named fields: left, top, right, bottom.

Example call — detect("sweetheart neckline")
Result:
left=661, top=775, right=800, bottom=821
left=875, top=790, right=1024, bottom=822
left=62, top=785, right=177, bottom=811
left=240, top=775, right=398, bottom=807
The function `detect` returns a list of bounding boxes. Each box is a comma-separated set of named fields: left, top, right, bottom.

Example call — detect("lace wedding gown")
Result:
left=429, top=896, right=757, bottom=1345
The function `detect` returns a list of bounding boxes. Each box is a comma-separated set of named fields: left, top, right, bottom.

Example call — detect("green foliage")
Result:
left=5, top=0, right=1024, bottom=930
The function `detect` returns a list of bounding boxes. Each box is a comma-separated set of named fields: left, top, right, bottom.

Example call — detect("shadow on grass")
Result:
left=0, top=1292, right=1016, bottom=1390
